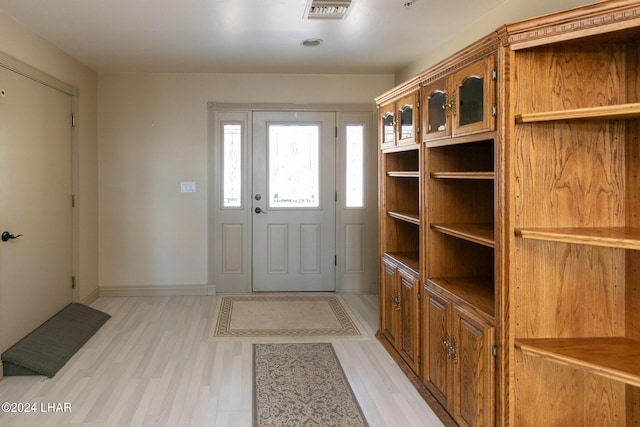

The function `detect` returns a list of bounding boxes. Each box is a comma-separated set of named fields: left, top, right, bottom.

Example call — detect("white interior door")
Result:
left=0, top=67, right=73, bottom=351
left=252, top=111, right=336, bottom=292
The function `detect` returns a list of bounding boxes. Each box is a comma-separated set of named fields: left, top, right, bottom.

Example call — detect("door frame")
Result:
left=0, top=51, right=79, bottom=377
left=208, top=103, right=378, bottom=294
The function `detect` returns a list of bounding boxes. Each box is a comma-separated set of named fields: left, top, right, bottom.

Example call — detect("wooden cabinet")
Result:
left=505, top=3, right=640, bottom=425
left=378, top=35, right=500, bottom=427
left=379, top=89, right=420, bottom=149
left=424, top=284, right=495, bottom=427
left=377, top=99, right=422, bottom=376
left=377, top=2, right=640, bottom=426
left=381, top=255, right=421, bottom=374
left=422, top=56, right=496, bottom=142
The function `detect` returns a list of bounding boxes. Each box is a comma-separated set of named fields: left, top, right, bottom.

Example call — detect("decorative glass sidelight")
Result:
left=223, top=123, right=242, bottom=207
left=345, top=125, right=364, bottom=208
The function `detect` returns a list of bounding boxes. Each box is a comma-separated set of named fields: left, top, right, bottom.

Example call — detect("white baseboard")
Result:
left=80, top=288, right=100, bottom=306
left=99, top=284, right=209, bottom=297
left=207, top=284, right=216, bottom=296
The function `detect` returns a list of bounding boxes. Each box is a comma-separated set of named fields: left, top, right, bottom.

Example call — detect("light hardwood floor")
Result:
left=0, top=294, right=444, bottom=426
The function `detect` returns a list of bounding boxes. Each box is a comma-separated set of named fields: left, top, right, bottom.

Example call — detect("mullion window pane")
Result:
left=223, top=124, right=242, bottom=207
left=346, top=125, right=364, bottom=208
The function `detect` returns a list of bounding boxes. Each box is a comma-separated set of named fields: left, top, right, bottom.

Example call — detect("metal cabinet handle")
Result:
left=443, top=335, right=458, bottom=363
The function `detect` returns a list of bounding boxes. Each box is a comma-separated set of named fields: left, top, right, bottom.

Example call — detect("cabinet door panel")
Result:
left=397, top=92, right=420, bottom=146
left=423, top=289, right=451, bottom=407
left=453, top=307, right=495, bottom=427
left=399, top=271, right=420, bottom=374
left=452, top=56, right=496, bottom=137
left=381, top=260, right=399, bottom=343
left=422, top=77, right=451, bottom=142
left=379, top=104, right=396, bottom=149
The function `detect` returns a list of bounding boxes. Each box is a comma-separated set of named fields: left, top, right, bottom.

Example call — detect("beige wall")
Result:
left=395, top=0, right=597, bottom=83
left=98, top=73, right=393, bottom=292
left=0, top=11, right=99, bottom=303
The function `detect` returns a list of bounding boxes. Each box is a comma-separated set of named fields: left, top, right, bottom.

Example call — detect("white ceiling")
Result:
left=0, top=0, right=505, bottom=74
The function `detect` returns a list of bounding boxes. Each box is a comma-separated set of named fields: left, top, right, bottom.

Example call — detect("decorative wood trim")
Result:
left=418, top=33, right=500, bottom=86
left=375, top=33, right=500, bottom=108
left=503, top=0, right=640, bottom=50
left=209, top=102, right=376, bottom=113
left=374, top=80, right=421, bottom=107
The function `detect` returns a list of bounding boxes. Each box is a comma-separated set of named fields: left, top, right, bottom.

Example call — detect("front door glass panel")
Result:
left=268, top=124, right=320, bottom=208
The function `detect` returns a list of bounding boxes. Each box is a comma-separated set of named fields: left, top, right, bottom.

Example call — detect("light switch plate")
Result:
left=180, top=181, right=196, bottom=193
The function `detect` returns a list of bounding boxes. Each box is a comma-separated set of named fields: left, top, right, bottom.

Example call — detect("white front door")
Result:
left=0, top=67, right=73, bottom=352
left=251, top=111, right=336, bottom=292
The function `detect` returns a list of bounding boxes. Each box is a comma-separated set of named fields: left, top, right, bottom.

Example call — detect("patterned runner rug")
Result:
left=209, top=295, right=364, bottom=341
left=253, top=343, right=369, bottom=427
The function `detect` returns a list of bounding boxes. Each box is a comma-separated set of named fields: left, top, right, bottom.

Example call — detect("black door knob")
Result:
left=1, top=231, right=23, bottom=242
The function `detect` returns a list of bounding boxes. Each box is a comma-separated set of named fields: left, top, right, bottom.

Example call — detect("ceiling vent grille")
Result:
left=305, top=0, right=352, bottom=20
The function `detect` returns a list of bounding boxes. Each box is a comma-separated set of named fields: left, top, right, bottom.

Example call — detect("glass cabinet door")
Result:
left=422, top=77, right=451, bottom=142
left=379, top=104, right=396, bottom=149
left=396, top=92, right=419, bottom=146
left=451, top=56, right=496, bottom=137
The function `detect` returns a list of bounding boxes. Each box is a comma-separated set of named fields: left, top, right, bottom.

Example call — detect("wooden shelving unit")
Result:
left=376, top=2, right=640, bottom=425
left=515, top=338, right=640, bottom=388
left=515, top=102, right=640, bottom=123
left=421, top=51, right=498, bottom=424
left=515, top=227, right=640, bottom=249
left=427, top=277, right=495, bottom=320
left=388, top=210, right=420, bottom=225
left=384, top=251, right=420, bottom=274
left=431, top=223, right=495, bottom=248
left=430, top=171, right=494, bottom=180
left=508, top=6, right=640, bottom=424
left=388, top=171, right=420, bottom=178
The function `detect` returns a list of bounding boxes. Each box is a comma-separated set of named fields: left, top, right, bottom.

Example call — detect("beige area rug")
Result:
left=253, top=343, right=369, bottom=427
left=209, top=295, right=365, bottom=341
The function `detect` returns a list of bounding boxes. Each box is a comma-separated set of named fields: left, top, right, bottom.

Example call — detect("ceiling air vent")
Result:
left=305, top=0, right=352, bottom=20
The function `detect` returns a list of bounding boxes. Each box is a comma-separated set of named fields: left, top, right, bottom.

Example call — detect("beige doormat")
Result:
left=253, top=343, right=368, bottom=426
left=209, top=295, right=365, bottom=341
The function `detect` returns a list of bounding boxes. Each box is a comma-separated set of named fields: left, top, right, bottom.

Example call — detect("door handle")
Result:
left=254, top=207, right=267, bottom=214
left=1, top=231, right=23, bottom=242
